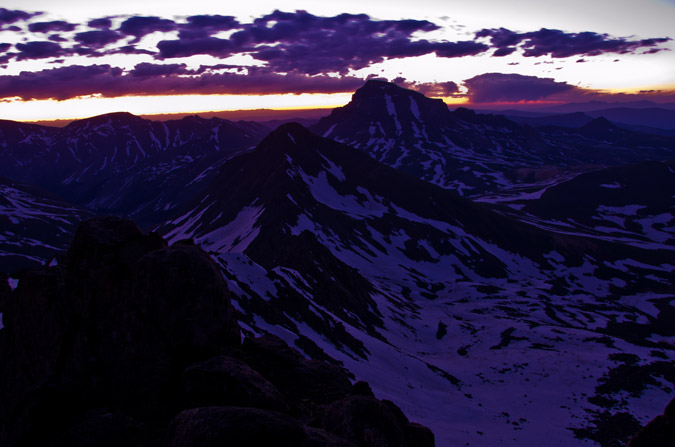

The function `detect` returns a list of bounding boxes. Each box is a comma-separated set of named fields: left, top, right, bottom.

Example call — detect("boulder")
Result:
left=167, top=407, right=307, bottom=447
left=64, top=216, right=151, bottom=273
left=0, top=271, right=10, bottom=310
left=321, top=395, right=407, bottom=447
left=627, top=396, right=675, bottom=447
left=182, top=355, right=288, bottom=412
left=129, top=244, right=240, bottom=362
left=0, top=217, right=240, bottom=443
left=239, top=335, right=352, bottom=406
left=304, top=426, right=358, bottom=447
left=55, top=411, right=148, bottom=447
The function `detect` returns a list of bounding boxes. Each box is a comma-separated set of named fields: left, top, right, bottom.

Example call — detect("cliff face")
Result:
left=0, top=216, right=434, bottom=447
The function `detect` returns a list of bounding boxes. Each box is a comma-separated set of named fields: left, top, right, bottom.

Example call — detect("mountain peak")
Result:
left=66, top=111, right=146, bottom=129
left=273, top=121, right=310, bottom=135
left=311, top=80, right=451, bottom=142
left=451, top=107, right=477, bottom=121
left=257, top=122, right=315, bottom=154
left=354, top=79, right=423, bottom=101
left=582, top=116, right=617, bottom=132
left=358, top=79, right=402, bottom=92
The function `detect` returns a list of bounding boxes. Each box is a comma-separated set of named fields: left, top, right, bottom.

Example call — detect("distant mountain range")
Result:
left=473, top=99, right=675, bottom=114
left=0, top=177, right=92, bottom=271
left=0, top=113, right=269, bottom=228
left=312, top=80, right=675, bottom=195
left=489, top=107, right=675, bottom=136
left=1, top=80, right=674, bottom=447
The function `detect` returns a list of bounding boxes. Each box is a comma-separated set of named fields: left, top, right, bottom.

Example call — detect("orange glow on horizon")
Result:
left=1, top=93, right=354, bottom=123
left=4, top=83, right=674, bottom=123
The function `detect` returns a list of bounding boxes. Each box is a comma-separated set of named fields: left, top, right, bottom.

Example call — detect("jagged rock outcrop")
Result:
left=627, top=397, right=675, bottom=447
left=181, top=355, right=289, bottom=412
left=321, top=382, right=434, bottom=447
left=0, top=271, right=9, bottom=310
left=0, top=216, right=434, bottom=447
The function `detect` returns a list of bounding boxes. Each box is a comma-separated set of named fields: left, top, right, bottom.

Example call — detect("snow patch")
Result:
left=196, top=204, right=264, bottom=253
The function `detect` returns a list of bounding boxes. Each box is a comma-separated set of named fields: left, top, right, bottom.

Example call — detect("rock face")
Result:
left=0, top=216, right=433, bottom=447
left=627, top=397, right=675, bottom=447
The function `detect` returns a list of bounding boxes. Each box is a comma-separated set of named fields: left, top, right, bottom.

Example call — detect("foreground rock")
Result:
left=0, top=216, right=434, bottom=446
left=627, top=397, right=675, bottom=447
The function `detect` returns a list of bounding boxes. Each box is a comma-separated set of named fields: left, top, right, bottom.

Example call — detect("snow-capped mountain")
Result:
left=158, top=123, right=675, bottom=447
left=0, top=113, right=268, bottom=227
left=0, top=177, right=93, bottom=272
left=310, top=80, right=675, bottom=196
left=478, top=159, right=675, bottom=251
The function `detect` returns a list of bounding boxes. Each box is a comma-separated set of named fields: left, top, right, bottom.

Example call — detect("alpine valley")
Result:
left=1, top=81, right=674, bottom=447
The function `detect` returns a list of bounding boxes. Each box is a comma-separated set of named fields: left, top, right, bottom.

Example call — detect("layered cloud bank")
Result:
left=0, top=7, right=673, bottom=110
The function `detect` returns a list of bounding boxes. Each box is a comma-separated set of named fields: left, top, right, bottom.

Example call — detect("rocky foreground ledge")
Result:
left=0, top=216, right=434, bottom=447
left=627, top=397, right=675, bottom=447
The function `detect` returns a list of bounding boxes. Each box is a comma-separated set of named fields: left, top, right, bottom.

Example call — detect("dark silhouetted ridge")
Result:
left=582, top=116, right=617, bottom=132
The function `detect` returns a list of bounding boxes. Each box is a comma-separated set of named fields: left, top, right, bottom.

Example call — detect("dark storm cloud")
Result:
left=0, top=65, right=123, bottom=99
left=178, top=15, right=239, bottom=39
left=129, top=62, right=188, bottom=77
left=27, top=21, right=77, bottom=33
left=402, top=80, right=460, bottom=97
left=88, top=18, right=112, bottom=29
left=434, top=41, right=489, bottom=58
left=156, top=10, right=483, bottom=74
left=13, top=10, right=670, bottom=69
left=492, top=47, right=517, bottom=57
left=48, top=34, right=68, bottom=42
left=230, top=10, right=447, bottom=72
left=477, top=27, right=671, bottom=58
left=0, top=64, right=366, bottom=100
left=118, top=16, right=176, bottom=40
left=157, top=37, right=232, bottom=58
left=15, top=41, right=66, bottom=60
left=463, top=73, right=578, bottom=103
left=74, top=30, right=123, bottom=47
left=106, top=45, right=156, bottom=56
left=8, top=10, right=673, bottom=102
left=0, top=8, right=39, bottom=26
left=0, top=43, right=11, bottom=53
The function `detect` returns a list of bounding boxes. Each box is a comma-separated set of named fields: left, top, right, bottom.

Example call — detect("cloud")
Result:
left=118, top=16, right=176, bottom=40
left=11, top=10, right=670, bottom=72
left=477, top=27, right=671, bottom=58
left=400, top=80, right=460, bottom=97
left=15, top=41, right=66, bottom=60
left=74, top=30, right=123, bottom=48
left=105, top=45, right=156, bottom=56
left=129, top=62, right=188, bottom=77
left=0, top=63, right=366, bottom=100
left=88, top=18, right=112, bottom=29
left=6, top=10, right=672, bottom=104
left=493, top=47, right=517, bottom=57
left=27, top=20, right=77, bottom=33
left=434, top=41, right=489, bottom=58
left=157, top=37, right=232, bottom=59
left=157, top=10, right=483, bottom=75
left=0, top=8, right=39, bottom=26
left=462, top=72, right=675, bottom=104
left=178, top=15, right=239, bottom=39
left=0, top=65, right=123, bottom=100
left=463, top=73, right=578, bottom=103
left=48, top=34, right=68, bottom=42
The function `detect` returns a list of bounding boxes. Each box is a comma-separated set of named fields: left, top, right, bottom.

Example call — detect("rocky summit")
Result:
left=0, top=216, right=433, bottom=447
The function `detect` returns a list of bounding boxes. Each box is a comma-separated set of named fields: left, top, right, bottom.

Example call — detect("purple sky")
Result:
left=0, top=1, right=673, bottom=120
